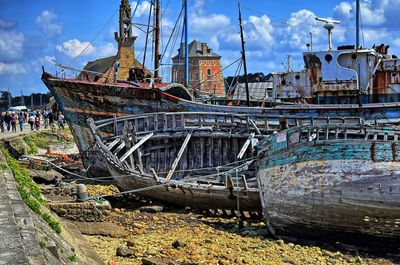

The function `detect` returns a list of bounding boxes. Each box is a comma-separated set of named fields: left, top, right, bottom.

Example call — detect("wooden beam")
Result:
left=249, top=119, right=261, bottom=135
left=150, top=168, right=159, bottom=181
left=107, top=138, right=121, bottom=150
left=237, top=133, right=255, bottom=159
left=120, top=133, right=153, bottom=162
left=166, top=131, right=192, bottom=180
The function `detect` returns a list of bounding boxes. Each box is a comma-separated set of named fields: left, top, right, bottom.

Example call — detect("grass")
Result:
left=1, top=148, right=61, bottom=234
left=67, top=254, right=77, bottom=262
left=22, top=136, right=38, bottom=154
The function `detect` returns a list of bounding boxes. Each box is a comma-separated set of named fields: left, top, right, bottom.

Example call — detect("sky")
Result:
left=1, top=0, right=400, bottom=95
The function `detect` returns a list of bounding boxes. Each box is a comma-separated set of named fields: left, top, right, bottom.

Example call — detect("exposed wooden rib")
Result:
left=150, top=168, right=159, bottom=181
left=166, top=131, right=192, bottom=180
left=120, top=133, right=154, bottom=162
left=107, top=138, right=121, bottom=150
left=249, top=119, right=261, bottom=135
left=237, top=133, right=255, bottom=159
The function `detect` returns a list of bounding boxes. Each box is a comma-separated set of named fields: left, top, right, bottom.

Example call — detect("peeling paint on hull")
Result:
left=257, top=125, right=400, bottom=243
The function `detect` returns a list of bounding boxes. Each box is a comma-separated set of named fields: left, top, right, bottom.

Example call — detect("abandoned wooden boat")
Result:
left=42, top=0, right=400, bottom=177
left=256, top=123, right=400, bottom=242
left=87, top=112, right=361, bottom=211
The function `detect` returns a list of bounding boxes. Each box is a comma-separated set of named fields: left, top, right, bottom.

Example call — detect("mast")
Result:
left=356, top=0, right=360, bottom=50
left=238, top=0, right=250, bottom=107
left=356, top=0, right=362, bottom=106
left=154, top=0, right=161, bottom=81
left=184, top=0, right=189, bottom=87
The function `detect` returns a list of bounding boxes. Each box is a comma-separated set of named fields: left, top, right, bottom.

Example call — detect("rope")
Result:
left=58, top=7, right=119, bottom=74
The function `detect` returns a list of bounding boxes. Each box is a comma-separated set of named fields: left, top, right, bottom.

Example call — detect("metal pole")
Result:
left=356, top=0, right=360, bottom=50
left=154, top=0, right=160, bottom=80
left=184, top=0, right=189, bottom=87
left=238, top=0, right=250, bottom=107
left=356, top=0, right=362, bottom=106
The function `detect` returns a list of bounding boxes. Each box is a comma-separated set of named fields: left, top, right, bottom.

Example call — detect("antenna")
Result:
left=315, top=17, right=341, bottom=51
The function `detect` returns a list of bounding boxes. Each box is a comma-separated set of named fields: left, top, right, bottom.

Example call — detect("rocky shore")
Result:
left=5, top=130, right=397, bottom=265
left=79, top=185, right=396, bottom=265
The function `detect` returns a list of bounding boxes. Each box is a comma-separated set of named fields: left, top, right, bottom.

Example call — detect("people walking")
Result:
left=35, top=117, right=40, bottom=130
left=0, top=113, right=4, bottom=133
left=4, top=112, right=11, bottom=132
left=10, top=113, right=17, bottom=133
left=18, top=112, right=25, bottom=131
left=58, top=112, right=65, bottom=130
left=28, top=113, right=35, bottom=131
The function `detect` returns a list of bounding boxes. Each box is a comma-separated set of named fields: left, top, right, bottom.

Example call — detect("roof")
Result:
left=232, top=82, right=273, bottom=101
left=83, top=56, right=116, bottom=74
left=172, top=40, right=221, bottom=60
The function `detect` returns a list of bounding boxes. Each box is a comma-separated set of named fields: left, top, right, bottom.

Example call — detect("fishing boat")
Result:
left=87, top=111, right=361, bottom=210
left=42, top=0, right=400, bottom=177
left=256, top=123, right=400, bottom=243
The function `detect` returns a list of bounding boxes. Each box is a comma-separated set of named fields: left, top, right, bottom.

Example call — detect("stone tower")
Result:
left=113, top=0, right=138, bottom=79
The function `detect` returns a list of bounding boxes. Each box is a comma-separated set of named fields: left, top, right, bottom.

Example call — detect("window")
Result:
left=207, top=69, right=211, bottom=79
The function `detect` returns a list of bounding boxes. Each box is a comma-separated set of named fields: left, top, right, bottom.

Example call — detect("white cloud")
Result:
left=0, top=63, right=27, bottom=74
left=56, top=39, right=95, bottom=58
left=43, top=55, right=56, bottom=65
left=191, top=14, right=231, bottom=36
left=0, top=19, right=16, bottom=30
left=334, top=2, right=353, bottom=20
left=131, top=1, right=151, bottom=18
left=246, top=15, right=274, bottom=49
left=97, top=43, right=117, bottom=57
left=0, top=30, right=25, bottom=62
left=56, top=39, right=117, bottom=58
left=283, top=9, right=324, bottom=50
left=35, top=10, right=63, bottom=37
left=359, top=1, right=385, bottom=25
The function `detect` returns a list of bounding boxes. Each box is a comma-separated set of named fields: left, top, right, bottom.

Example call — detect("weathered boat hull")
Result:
left=87, top=112, right=266, bottom=211
left=42, top=72, right=400, bottom=176
left=257, top=126, right=400, bottom=242
left=106, top=164, right=261, bottom=211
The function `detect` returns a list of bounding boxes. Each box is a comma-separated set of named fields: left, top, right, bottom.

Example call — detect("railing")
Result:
left=93, top=112, right=364, bottom=139
left=257, top=123, right=400, bottom=155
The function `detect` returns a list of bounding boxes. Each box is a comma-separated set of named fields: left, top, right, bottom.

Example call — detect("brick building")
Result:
left=172, top=40, right=225, bottom=97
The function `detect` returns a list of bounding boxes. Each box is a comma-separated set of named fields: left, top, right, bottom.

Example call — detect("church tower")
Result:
left=113, top=0, right=138, bottom=79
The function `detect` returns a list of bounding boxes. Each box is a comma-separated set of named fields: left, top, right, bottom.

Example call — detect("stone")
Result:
left=139, top=205, right=164, bottom=213
left=142, top=257, right=165, bottom=265
left=116, top=245, right=134, bottom=257
left=126, top=240, right=135, bottom=248
left=146, top=247, right=158, bottom=256
left=172, top=239, right=186, bottom=249
left=74, top=221, right=129, bottom=238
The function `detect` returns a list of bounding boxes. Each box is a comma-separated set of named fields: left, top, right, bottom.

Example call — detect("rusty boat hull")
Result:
left=256, top=124, right=400, bottom=243
left=42, top=72, right=400, bottom=177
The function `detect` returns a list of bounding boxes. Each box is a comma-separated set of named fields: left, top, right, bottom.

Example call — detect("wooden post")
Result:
left=120, top=133, right=153, bottom=162
left=237, top=133, right=255, bottom=159
left=166, top=131, right=192, bottom=180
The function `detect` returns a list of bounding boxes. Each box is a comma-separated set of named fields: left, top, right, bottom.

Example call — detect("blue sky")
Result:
left=0, top=0, right=399, bottom=95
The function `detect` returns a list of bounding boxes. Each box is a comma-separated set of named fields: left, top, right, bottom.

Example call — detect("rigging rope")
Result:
left=59, top=7, right=119, bottom=74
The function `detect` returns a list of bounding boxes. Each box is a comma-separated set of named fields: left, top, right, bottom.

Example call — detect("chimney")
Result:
left=201, top=43, right=208, bottom=55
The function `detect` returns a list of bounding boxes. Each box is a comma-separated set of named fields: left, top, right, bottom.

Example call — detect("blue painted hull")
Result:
left=257, top=124, right=400, bottom=243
